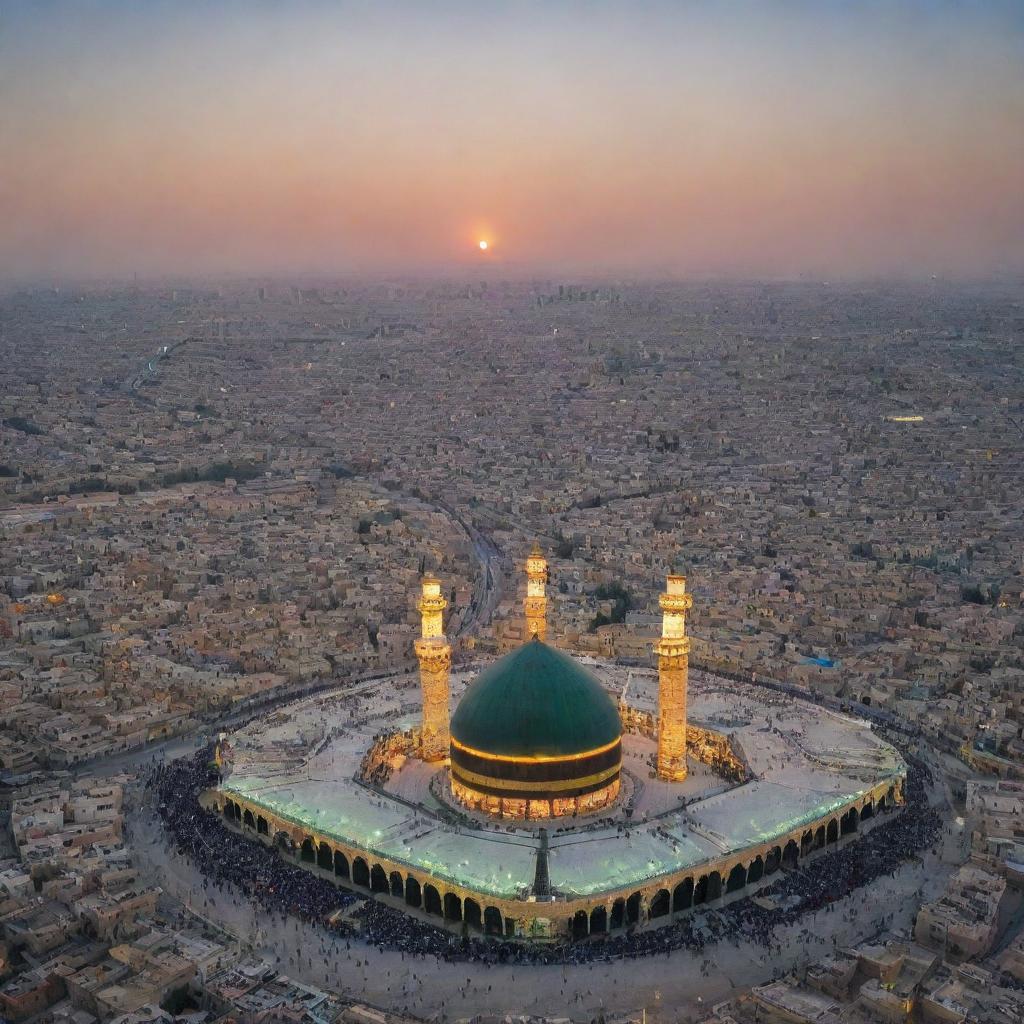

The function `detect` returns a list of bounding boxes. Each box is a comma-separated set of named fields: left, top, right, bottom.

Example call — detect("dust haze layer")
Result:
left=2, top=1, right=1023, bottom=281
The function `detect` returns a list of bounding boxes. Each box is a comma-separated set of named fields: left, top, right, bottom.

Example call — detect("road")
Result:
left=128, top=339, right=189, bottom=391
left=432, top=495, right=503, bottom=639
left=69, top=457, right=503, bottom=779
left=321, top=466, right=505, bottom=641
left=127, top=792, right=949, bottom=1023
left=63, top=461, right=971, bottom=1019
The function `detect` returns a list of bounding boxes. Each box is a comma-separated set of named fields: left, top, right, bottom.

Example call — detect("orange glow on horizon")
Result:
left=1, top=5, right=1021, bottom=278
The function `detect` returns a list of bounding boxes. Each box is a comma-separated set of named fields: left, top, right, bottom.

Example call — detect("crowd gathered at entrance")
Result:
left=147, top=738, right=939, bottom=964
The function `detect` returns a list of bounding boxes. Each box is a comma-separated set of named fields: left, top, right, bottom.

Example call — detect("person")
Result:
left=147, top=740, right=938, bottom=965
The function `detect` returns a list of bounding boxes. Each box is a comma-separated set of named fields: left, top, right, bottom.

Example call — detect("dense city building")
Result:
left=0, top=278, right=1022, bottom=1021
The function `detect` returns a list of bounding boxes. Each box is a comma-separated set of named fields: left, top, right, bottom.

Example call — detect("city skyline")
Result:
left=2, top=6, right=1024, bottom=1019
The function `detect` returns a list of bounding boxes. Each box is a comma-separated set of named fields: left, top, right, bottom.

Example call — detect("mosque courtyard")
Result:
left=214, top=662, right=907, bottom=939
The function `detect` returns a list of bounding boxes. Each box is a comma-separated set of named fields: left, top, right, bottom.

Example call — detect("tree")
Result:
left=3, top=416, right=42, bottom=435
left=590, top=582, right=633, bottom=627
left=555, top=537, right=574, bottom=559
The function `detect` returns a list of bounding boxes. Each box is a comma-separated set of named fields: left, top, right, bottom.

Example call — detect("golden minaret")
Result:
left=656, top=573, right=692, bottom=781
left=415, top=576, right=451, bottom=762
left=524, top=543, right=548, bottom=641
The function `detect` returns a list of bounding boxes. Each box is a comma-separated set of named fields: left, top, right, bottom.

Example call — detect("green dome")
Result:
left=451, top=640, right=621, bottom=759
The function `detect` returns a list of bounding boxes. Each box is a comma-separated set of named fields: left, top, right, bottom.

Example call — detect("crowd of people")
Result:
left=148, top=740, right=940, bottom=966
left=147, top=756, right=358, bottom=925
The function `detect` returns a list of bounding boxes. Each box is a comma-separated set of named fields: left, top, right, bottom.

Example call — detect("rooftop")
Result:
left=221, top=665, right=904, bottom=900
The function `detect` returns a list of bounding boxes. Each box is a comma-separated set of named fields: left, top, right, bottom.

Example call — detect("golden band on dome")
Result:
left=451, top=761, right=620, bottom=794
left=449, top=735, right=620, bottom=764
left=450, top=776, right=619, bottom=813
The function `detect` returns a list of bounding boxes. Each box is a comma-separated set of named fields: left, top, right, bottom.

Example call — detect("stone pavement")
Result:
left=128, top=790, right=950, bottom=1021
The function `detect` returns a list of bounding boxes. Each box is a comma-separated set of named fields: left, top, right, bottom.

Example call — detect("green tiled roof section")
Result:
left=450, top=640, right=621, bottom=758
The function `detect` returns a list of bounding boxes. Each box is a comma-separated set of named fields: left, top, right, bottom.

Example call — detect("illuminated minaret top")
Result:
left=415, top=575, right=451, bottom=762
left=524, top=542, right=548, bottom=642
left=659, top=575, right=691, bottom=646
left=655, top=573, right=692, bottom=782
left=418, top=576, right=447, bottom=640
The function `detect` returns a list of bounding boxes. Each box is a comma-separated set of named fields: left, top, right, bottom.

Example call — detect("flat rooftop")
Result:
left=221, top=665, right=905, bottom=901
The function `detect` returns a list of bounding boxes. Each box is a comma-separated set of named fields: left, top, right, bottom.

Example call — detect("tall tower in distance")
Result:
left=524, top=542, right=548, bottom=641
left=656, top=573, right=692, bottom=781
left=415, top=576, right=452, bottom=761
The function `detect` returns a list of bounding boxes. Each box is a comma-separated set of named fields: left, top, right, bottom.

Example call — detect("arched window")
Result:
left=782, top=840, right=799, bottom=868
left=747, top=856, right=764, bottom=884
left=726, top=863, right=746, bottom=893
left=405, top=876, right=422, bottom=908
left=673, top=878, right=694, bottom=912
left=334, top=850, right=349, bottom=879
left=443, top=892, right=462, bottom=921
left=390, top=872, right=404, bottom=898
left=693, top=875, right=709, bottom=906
left=300, top=838, right=316, bottom=863
left=484, top=906, right=503, bottom=936
left=610, top=898, right=625, bottom=929
left=649, top=889, right=670, bottom=918
left=424, top=885, right=442, bottom=916
left=257, top=816, right=268, bottom=835
left=590, top=905, right=608, bottom=934
left=626, top=891, right=642, bottom=924
left=464, top=898, right=482, bottom=930
left=317, top=842, right=333, bottom=870
left=707, top=872, right=722, bottom=901
left=352, top=857, right=369, bottom=887
left=242, top=809, right=255, bottom=829
left=370, top=864, right=389, bottom=893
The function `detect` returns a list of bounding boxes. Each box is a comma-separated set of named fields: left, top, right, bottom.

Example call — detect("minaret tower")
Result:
left=524, top=543, right=548, bottom=641
left=415, top=576, right=452, bottom=761
left=655, top=573, right=692, bottom=781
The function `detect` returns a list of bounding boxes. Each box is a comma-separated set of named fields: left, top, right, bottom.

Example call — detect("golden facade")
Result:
left=524, top=542, right=547, bottom=641
left=214, top=556, right=913, bottom=946
left=449, top=734, right=621, bottom=820
left=414, top=576, right=451, bottom=762
left=215, top=779, right=900, bottom=942
left=447, top=637, right=623, bottom=819
left=656, top=574, right=692, bottom=782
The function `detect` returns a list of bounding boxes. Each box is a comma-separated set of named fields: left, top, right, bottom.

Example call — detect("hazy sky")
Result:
left=2, top=1, right=1023, bottom=280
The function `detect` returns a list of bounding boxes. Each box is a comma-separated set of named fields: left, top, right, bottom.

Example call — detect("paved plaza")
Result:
left=219, top=667, right=905, bottom=906
left=131, top=788, right=949, bottom=1020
